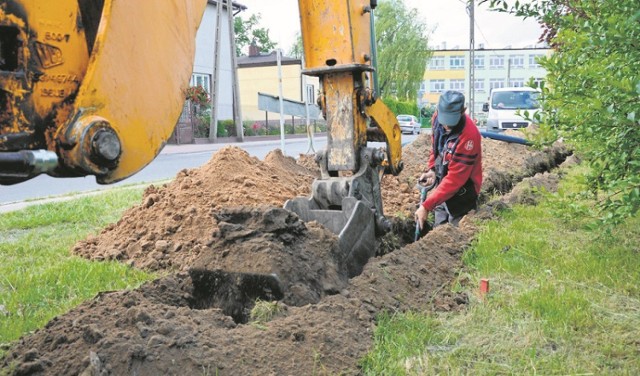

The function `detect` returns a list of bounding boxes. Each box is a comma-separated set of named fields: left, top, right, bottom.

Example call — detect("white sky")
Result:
left=237, top=0, right=544, bottom=52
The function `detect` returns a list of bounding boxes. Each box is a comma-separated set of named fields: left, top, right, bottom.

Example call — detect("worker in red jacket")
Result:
left=415, top=90, right=482, bottom=228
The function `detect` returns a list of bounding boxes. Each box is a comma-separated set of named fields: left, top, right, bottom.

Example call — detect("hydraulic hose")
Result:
left=0, top=150, right=59, bottom=184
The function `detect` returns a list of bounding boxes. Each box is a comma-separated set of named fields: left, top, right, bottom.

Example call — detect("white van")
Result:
left=482, top=87, right=540, bottom=132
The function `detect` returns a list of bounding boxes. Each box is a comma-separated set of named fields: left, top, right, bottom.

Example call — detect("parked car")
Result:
left=396, top=114, right=421, bottom=135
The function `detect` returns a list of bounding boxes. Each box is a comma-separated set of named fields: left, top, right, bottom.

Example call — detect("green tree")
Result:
left=374, top=0, right=432, bottom=101
left=234, top=14, right=277, bottom=56
left=288, top=33, right=303, bottom=60
left=480, top=0, right=640, bottom=224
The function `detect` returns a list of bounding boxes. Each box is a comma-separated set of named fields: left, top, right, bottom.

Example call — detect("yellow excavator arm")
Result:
left=285, top=0, right=404, bottom=276
left=2, top=0, right=404, bottom=274
left=0, top=0, right=206, bottom=184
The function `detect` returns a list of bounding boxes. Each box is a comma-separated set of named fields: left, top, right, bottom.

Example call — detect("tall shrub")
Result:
left=381, top=97, right=418, bottom=117
left=482, top=0, right=640, bottom=224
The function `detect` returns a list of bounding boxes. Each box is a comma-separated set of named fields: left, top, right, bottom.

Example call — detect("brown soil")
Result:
left=1, top=134, right=570, bottom=375
left=72, top=147, right=317, bottom=271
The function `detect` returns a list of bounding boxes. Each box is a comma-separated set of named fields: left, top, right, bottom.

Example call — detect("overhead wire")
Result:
left=474, top=18, right=493, bottom=50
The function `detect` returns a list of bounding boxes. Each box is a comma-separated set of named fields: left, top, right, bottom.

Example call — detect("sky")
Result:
left=236, top=0, right=545, bottom=52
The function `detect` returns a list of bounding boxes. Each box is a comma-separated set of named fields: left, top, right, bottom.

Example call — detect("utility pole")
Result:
left=276, top=49, right=286, bottom=155
left=506, top=57, right=511, bottom=86
left=468, top=0, right=475, bottom=122
left=227, top=0, right=244, bottom=142
left=301, top=56, right=315, bottom=154
left=209, top=0, right=223, bottom=142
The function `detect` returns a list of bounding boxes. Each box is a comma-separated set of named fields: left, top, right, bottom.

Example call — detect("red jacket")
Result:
left=422, top=113, right=482, bottom=211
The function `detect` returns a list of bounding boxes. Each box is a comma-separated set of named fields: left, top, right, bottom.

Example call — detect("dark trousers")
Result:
left=434, top=203, right=465, bottom=227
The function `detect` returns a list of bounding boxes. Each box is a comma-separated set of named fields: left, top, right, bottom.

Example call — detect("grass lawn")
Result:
left=0, top=187, right=154, bottom=353
left=362, top=166, right=640, bottom=375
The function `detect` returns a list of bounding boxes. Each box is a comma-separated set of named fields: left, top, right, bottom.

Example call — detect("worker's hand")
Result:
left=415, top=205, right=429, bottom=230
left=418, top=170, right=436, bottom=187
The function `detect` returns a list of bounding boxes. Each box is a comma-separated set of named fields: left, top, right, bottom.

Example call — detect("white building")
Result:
left=421, top=45, right=552, bottom=120
left=173, top=0, right=246, bottom=143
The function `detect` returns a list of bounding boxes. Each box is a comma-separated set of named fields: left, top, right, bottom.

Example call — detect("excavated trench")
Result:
left=163, top=207, right=424, bottom=325
left=183, top=206, right=350, bottom=324
left=184, top=204, right=438, bottom=325
left=1, top=138, right=572, bottom=375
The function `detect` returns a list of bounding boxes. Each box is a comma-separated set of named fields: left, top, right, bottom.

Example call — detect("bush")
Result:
left=381, top=97, right=419, bottom=117
left=420, top=105, right=436, bottom=126
left=244, top=121, right=264, bottom=136
left=219, top=120, right=235, bottom=137
left=194, top=109, right=211, bottom=138
left=482, top=0, right=640, bottom=225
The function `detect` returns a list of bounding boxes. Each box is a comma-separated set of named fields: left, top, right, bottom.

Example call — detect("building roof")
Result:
left=432, top=46, right=551, bottom=53
left=237, top=51, right=301, bottom=68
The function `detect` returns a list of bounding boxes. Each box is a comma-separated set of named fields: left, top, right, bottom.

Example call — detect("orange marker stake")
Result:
left=480, top=278, right=490, bottom=298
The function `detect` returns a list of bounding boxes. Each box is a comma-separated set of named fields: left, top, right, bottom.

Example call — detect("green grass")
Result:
left=362, top=166, right=640, bottom=375
left=0, top=188, right=154, bottom=350
left=360, top=311, right=456, bottom=375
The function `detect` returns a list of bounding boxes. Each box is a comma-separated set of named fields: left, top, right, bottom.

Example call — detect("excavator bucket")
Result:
left=284, top=0, right=403, bottom=279
left=285, top=148, right=390, bottom=278
left=285, top=196, right=376, bottom=278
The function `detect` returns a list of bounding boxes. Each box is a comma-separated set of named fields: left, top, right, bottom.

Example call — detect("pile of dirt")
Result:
left=72, top=147, right=318, bottom=271
left=1, top=134, right=571, bottom=375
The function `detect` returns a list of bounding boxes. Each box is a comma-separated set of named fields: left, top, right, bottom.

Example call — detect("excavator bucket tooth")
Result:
left=284, top=196, right=375, bottom=278
left=189, top=269, right=284, bottom=324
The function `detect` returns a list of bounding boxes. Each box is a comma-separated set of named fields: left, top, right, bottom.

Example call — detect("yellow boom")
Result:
left=298, top=0, right=402, bottom=174
left=285, top=0, right=404, bottom=277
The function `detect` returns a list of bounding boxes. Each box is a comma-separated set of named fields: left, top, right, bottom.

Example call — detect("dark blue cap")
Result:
left=437, top=91, right=465, bottom=126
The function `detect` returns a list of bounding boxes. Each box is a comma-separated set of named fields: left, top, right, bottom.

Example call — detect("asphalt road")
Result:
left=1, top=133, right=420, bottom=212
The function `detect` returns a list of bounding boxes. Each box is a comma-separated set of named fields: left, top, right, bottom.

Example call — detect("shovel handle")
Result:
left=415, top=181, right=436, bottom=242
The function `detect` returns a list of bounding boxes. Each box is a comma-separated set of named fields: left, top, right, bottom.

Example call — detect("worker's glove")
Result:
left=418, top=170, right=436, bottom=187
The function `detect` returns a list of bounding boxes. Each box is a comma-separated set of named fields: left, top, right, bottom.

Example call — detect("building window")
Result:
left=473, top=56, right=485, bottom=69
left=190, top=73, right=211, bottom=93
left=489, top=78, right=505, bottom=90
left=430, top=79, right=445, bottom=93
left=420, top=81, right=427, bottom=91
left=474, top=79, right=485, bottom=92
left=449, top=55, right=465, bottom=70
left=429, top=56, right=445, bottom=70
left=509, top=78, right=525, bottom=87
left=529, top=54, right=543, bottom=68
left=306, top=84, right=315, bottom=104
left=450, top=79, right=465, bottom=91
left=532, top=77, right=545, bottom=88
left=509, top=54, right=525, bottom=69
left=489, top=55, right=504, bottom=69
